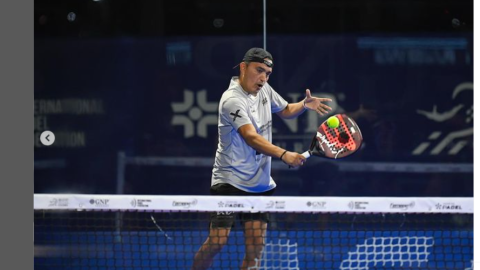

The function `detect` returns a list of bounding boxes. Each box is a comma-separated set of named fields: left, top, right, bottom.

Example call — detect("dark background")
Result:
left=35, top=0, right=473, bottom=37
left=34, top=0, right=473, bottom=197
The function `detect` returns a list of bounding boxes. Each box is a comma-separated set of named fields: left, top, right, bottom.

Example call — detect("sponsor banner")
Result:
left=33, top=195, right=473, bottom=213
left=130, top=198, right=152, bottom=208
left=47, top=198, right=69, bottom=207
left=389, top=201, right=416, bottom=211
left=171, top=199, right=198, bottom=209
left=433, top=201, right=464, bottom=211
left=265, top=200, right=287, bottom=210
left=348, top=200, right=369, bottom=210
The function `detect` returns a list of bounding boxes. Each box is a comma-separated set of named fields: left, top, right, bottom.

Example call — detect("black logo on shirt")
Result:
left=262, top=98, right=267, bottom=105
left=230, top=110, right=242, bottom=121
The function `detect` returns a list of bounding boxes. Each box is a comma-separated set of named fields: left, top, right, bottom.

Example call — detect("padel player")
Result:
left=191, top=48, right=332, bottom=270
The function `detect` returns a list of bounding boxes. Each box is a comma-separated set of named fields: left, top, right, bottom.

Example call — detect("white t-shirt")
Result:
left=211, top=77, right=288, bottom=192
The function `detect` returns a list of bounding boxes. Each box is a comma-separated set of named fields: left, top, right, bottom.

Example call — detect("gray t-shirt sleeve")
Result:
left=266, top=84, right=289, bottom=113
left=222, top=97, right=252, bottom=130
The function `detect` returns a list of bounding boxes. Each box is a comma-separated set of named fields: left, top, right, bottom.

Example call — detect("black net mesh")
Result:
left=34, top=210, right=473, bottom=270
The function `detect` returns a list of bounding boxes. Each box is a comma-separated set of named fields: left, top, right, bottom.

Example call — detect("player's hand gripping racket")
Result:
left=302, top=114, right=363, bottom=160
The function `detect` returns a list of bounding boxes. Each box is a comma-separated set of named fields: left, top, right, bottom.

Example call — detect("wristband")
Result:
left=279, top=150, right=288, bottom=161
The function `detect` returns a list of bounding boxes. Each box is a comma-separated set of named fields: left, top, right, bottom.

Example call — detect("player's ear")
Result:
left=240, top=62, right=246, bottom=72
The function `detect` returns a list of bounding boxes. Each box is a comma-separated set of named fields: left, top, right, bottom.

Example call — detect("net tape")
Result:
left=35, top=194, right=473, bottom=214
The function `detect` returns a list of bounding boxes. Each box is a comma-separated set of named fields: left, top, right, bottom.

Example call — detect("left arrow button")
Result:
left=40, top=131, right=55, bottom=146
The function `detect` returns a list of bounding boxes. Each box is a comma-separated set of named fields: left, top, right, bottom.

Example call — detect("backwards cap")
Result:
left=242, top=47, right=273, bottom=67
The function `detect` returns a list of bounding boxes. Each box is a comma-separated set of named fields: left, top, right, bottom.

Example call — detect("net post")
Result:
left=263, top=0, right=267, bottom=50
left=115, top=151, right=127, bottom=243
left=116, top=151, right=126, bottom=194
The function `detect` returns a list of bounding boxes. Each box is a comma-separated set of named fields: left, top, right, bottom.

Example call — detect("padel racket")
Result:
left=302, top=114, right=363, bottom=159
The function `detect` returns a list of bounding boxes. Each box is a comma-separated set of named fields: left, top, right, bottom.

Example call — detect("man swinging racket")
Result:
left=191, top=47, right=333, bottom=270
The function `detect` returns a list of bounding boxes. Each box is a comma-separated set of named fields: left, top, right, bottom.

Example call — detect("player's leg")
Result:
left=192, top=184, right=237, bottom=270
left=241, top=219, right=268, bottom=270
left=239, top=186, right=275, bottom=269
left=191, top=224, right=232, bottom=270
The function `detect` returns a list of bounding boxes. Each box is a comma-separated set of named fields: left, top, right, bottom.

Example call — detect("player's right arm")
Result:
left=237, top=124, right=305, bottom=167
left=222, top=96, right=305, bottom=167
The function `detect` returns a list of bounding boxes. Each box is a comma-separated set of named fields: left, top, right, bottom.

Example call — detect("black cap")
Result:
left=242, top=47, right=274, bottom=67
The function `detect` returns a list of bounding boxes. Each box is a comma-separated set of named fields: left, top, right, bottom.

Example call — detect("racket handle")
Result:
left=288, top=151, right=310, bottom=169
left=301, top=151, right=311, bottom=159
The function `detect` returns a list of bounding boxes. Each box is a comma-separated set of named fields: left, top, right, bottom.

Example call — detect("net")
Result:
left=34, top=195, right=473, bottom=270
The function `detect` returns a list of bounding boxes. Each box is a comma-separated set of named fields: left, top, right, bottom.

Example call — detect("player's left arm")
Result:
left=277, top=89, right=333, bottom=119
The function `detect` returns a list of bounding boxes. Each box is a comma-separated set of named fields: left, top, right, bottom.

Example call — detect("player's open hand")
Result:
left=281, top=151, right=306, bottom=168
left=304, top=89, right=333, bottom=116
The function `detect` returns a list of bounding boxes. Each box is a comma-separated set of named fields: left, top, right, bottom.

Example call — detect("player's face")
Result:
left=241, top=61, right=272, bottom=95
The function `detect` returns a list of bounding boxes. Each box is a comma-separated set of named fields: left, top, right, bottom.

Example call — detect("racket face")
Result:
left=309, top=114, right=363, bottom=159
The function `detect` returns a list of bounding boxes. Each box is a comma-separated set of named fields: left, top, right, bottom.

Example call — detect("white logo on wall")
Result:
left=348, top=201, right=369, bottom=210
left=306, top=201, right=327, bottom=209
left=89, top=199, right=109, bottom=207
left=413, top=82, right=473, bottom=156
left=48, top=198, right=69, bottom=207
left=435, top=202, right=462, bottom=210
left=266, top=201, right=286, bottom=209
left=390, top=202, right=415, bottom=210
left=218, top=201, right=245, bottom=208
left=172, top=199, right=197, bottom=209
left=249, top=239, right=300, bottom=270
left=357, top=37, right=469, bottom=66
left=130, top=199, right=152, bottom=208
left=171, top=90, right=218, bottom=138
left=340, top=236, right=434, bottom=269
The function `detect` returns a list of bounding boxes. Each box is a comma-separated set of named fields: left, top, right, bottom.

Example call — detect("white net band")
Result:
left=34, top=194, right=473, bottom=213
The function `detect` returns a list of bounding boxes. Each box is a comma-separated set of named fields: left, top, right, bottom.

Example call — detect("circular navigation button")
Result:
left=40, top=131, right=55, bottom=146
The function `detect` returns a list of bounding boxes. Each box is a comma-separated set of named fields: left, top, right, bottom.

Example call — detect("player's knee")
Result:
left=245, top=235, right=266, bottom=246
left=206, top=236, right=229, bottom=252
